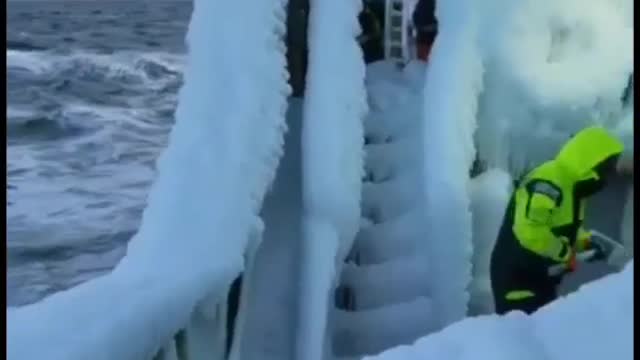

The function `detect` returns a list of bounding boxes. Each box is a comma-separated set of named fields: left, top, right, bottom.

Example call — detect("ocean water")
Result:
left=7, top=1, right=191, bottom=307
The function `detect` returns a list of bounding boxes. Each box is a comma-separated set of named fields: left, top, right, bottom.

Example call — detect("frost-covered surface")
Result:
left=365, top=261, right=633, bottom=360
left=338, top=61, right=432, bottom=357
left=340, top=256, right=430, bottom=310
left=234, top=100, right=303, bottom=360
left=334, top=55, right=477, bottom=357
left=300, top=0, right=367, bottom=259
left=468, top=169, right=512, bottom=315
left=7, top=0, right=291, bottom=358
left=296, top=0, right=367, bottom=359
left=420, top=0, right=482, bottom=327
left=334, top=298, right=436, bottom=357
left=475, top=0, right=634, bottom=175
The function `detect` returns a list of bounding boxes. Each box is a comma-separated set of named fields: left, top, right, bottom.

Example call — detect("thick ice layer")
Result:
left=301, top=0, right=366, bottom=238
left=233, top=101, right=304, bottom=360
left=365, top=261, right=633, bottom=360
left=475, top=0, right=633, bottom=175
left=364, top=140, right=422, bottom=184
left=297, top=0, right=367, bottom=358
left=419, top=0, right=482, bottom=328
left=468, top=169, right=512, bottom=315
left=347, top=55, right=477, bottom=355
left=358, top=62, right=428, bottom=270
left=355, top=208, right=427, bottom=265
left=340, top=256, right=431, bottom=310
left=7, top=0, right=291, bottom=359
left=341, top=55, right=476, bottom=356
left=361, top=173, right=422, bottom=222
left=333, top=298, right=436, bottom=357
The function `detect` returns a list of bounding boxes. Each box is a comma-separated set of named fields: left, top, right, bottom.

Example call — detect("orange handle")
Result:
left=568, top=251, right=577, bottom=272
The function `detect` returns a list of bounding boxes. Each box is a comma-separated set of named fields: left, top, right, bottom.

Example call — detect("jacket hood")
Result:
left=555, top=126, right=624, bottom=180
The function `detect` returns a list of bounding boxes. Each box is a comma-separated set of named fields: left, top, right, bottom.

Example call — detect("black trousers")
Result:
left=493, top=286, right=557, bottom=315
left=490, top=258, right=559, bottom=315
left=490, top=194, right=563, bottom=315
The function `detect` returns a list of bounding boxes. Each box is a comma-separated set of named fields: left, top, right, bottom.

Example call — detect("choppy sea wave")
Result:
left=7, top=0, right=191, bottom=306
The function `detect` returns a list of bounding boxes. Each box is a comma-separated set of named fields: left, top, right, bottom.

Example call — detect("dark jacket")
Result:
left=412, top=0, right=437, bottom=43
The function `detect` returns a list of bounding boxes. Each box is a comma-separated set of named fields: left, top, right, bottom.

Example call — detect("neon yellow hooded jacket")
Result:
left=512, top=126, right=624, bottom=263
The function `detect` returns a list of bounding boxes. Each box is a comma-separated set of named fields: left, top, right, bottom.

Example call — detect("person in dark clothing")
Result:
left=412, top=0, right=437, bottom=61
left=358, top=1, right=384, bottom=63
left=490, top=126, right=624, bottom=315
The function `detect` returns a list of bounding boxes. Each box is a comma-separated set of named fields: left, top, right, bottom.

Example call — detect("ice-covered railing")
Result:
left=296, top=0, right=367, bottom=358
left=365, top=261, right=633, bottom=360
left=7, top=0, right=291, bottom=359
left=418, top=0, right=482, bottom=327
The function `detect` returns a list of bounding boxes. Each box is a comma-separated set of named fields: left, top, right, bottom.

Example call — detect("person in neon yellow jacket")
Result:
left=490, top=126, right=624, bottom=315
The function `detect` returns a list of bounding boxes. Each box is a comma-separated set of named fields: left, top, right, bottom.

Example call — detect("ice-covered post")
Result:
left=7, top=0, right=292, bottom=359
left=419, top=0, right=483, bottom=327
left=297, top=0, right=368, bottom=358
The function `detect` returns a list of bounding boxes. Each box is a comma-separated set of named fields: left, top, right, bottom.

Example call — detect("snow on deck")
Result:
left=364, top=261, right=633, bottom=360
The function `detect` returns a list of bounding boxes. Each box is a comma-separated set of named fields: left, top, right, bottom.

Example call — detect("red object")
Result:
left=416, top=41, right=433, bottom=61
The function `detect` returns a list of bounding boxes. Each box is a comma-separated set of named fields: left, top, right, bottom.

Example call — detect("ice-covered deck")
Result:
left=365, top=261, right=634, bottom=360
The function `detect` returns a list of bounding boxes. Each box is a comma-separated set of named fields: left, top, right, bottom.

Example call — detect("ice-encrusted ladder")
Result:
left=383, top=0, right=414, bottom=64
left=332, top=65, right=437, bottom=359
